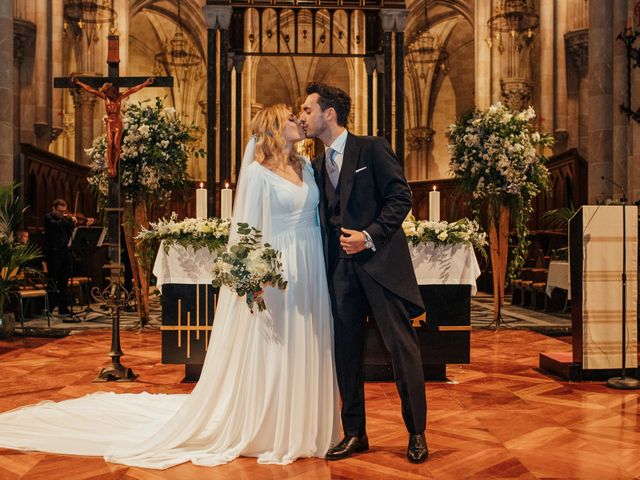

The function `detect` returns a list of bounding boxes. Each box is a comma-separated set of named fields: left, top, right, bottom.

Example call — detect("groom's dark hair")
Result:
left=306, top=82, right=351, bottom=127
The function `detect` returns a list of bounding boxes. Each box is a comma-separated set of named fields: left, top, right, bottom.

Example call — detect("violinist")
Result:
left=43, top=199, right=94, bottom=317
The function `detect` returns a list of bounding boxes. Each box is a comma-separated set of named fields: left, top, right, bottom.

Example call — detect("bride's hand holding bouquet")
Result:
left=212, top=223, right=287, bottom=312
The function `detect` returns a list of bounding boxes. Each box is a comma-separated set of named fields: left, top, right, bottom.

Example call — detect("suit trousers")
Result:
left=328, top=250, right=427, bottom=437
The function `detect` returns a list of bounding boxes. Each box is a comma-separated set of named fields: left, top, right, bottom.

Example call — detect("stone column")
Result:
left=588, top=1, right=613, bottom=202
left=375, top=54, right=384, bottom=137
left=475, top=0, right=491, bottom=109
left=234, top=54, right=244, bottom=181
left=612, top=0, right=628, bottom=199
left=554, top=0, right=569, bottom=151
left=33, top=0, right=50, bottom=148
left=566, top=29, right=589, bottom=157
left=114, top=0, right=129, bottom=75
left=380, top=10, right=394, bottom=144
left=539, top=0, right=554, bottom=133
left=203, top=5, right=232, bottom=216
left=630, top=1, right=640, bottom=201
left=364, top=56, right=375, bottom=136
left=51, top=0, right=64, bottom=138
left=71, top=89, right=96, bottom=166
left=0, top=0, right=14, bottom=185
left=393, top=11, right=408, bottom=165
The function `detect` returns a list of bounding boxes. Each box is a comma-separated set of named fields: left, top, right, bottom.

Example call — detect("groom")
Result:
left=300, top=83, right=428, bottom=464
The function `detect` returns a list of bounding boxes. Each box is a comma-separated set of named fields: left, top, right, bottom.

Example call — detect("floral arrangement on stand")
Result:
left=447, top=102, right=554, bottom=278
left=448, top=102, right=554, bottom=323
left=212, top=223, right=287, bottom=313
left=402, top=216, right=487, bottom=255
left=86, top=97, right=204, bottom=326
left=136, top=213, right=231, bottom=255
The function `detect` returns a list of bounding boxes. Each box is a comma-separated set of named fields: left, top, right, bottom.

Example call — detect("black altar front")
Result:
left=161, top=282, right=471, bottom=382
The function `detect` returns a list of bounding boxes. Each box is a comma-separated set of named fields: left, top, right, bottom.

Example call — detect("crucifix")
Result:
left=54, top=34, right=173, bottom=382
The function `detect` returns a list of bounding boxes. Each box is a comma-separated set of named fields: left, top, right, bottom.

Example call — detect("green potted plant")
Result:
left=0, top=184, right=41, bottom=339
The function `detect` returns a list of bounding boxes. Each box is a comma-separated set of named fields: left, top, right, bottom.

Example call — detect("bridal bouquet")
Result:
left=402, top=216, right=487, bottom=253
left=212, top=223, right=287, bottom=313
left=136, top=212, right=230, bottom=254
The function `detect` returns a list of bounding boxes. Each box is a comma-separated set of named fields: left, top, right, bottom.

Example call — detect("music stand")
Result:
left=64, top=227, right=106, bottom=321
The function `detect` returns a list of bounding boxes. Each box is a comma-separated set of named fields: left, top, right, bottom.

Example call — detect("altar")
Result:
left=364, top=243, right=480, bottom=381
left=154, top=241, right=480, bottom=381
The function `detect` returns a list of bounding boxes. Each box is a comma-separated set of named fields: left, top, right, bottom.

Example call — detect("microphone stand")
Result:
left=602, top=176, right=640, bottom=390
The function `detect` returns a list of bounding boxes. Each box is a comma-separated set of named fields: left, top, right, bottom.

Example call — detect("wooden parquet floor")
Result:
left=1, top=329, right=639, bottom=479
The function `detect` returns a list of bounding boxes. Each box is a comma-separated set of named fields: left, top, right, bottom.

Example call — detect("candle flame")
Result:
left=225, top=182, right=230, bottom=189
left=432, top=185, right=437, bottom=191
left=199, top=182, right=204, bottom=189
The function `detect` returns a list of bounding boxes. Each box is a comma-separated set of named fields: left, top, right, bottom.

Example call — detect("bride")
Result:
left=0, top=104, right=340, bottom=469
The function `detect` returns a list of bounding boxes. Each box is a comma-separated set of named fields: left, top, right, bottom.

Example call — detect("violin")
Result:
left=66, top=192, right=96, bottom=226
left=63, top=212, right=96, bottom=226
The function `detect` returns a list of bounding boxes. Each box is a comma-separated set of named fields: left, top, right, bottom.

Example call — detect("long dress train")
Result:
left=0, top=159, right=340, bottom=469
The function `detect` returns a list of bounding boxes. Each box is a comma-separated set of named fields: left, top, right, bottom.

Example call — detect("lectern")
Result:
left=540, top=205, right=638, bottom=380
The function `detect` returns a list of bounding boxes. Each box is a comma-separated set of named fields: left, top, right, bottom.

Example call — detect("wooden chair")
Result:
left=68, top=276, right=92, bottom=311
left=528, top=268, right=549, bottom=309
left=16, top=270, right=52, bottom=329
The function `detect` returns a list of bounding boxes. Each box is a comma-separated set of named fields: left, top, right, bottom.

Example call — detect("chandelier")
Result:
left=63, top=0, right=115, bottom=30
left=154, top=0, right=203, bottom=81
left=406, top=3, right=448, bottom=79
left=486, top=0, right=538, bottom=52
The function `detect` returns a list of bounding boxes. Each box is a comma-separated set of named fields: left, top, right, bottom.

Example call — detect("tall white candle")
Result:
left=429, top=186, right=440, bottom=222
left=221, top=183, right=233, bottom=219
left=196, top=182, right=207, bottom=219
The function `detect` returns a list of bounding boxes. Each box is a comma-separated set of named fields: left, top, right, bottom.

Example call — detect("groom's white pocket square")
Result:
left=355, top=166, right=368, bottom=173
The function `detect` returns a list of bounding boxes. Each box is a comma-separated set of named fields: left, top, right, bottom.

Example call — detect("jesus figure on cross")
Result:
left=72, top=76, right=155, bottom=176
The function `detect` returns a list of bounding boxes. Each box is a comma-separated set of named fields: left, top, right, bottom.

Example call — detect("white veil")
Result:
left=229, top=135, right=271, bottom=244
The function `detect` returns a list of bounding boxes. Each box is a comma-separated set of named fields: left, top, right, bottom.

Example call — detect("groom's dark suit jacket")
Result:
left=313, top=133, right=425, bottom=318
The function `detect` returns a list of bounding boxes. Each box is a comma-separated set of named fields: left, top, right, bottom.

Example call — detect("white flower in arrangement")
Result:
left=437, top=231, right=448, bottom=241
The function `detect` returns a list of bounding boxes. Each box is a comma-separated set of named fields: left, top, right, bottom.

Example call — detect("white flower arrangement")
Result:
left=447, top=103, right=551, bottom=203
left=402, top=216, right=487, bottom=253
left=136, top=212, right=230, bottom=254
left=447, top=102, right=554, bottom=276
left=212, top=223, right=287, bottom=313
left=87, top=97, right=204, bottom=207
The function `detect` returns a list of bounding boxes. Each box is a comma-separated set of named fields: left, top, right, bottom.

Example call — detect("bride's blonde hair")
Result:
left=251, top=104, right=303, bottom=166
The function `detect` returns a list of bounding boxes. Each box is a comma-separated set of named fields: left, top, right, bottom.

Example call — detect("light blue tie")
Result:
left=325, top=148, right=339, bottom=189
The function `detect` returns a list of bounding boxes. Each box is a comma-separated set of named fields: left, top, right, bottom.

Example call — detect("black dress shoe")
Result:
left=407, top=433, right=429, bottom=463
left=326, top=433, right=369, bottom=460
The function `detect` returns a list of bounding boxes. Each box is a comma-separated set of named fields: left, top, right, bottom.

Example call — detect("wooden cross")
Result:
left=54, top=35, right=173, bottom=94
left=53, top=35, right=174, bottom=382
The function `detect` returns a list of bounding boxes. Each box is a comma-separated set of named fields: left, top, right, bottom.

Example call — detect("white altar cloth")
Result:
left=153, top=242, right=218, bottom=291
left=409, top=243, right=481, bottom=295
left=153, top=240, right=482, bottom=295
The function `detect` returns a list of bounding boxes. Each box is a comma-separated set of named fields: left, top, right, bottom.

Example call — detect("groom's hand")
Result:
left=340, top=228, right=366, bottom=255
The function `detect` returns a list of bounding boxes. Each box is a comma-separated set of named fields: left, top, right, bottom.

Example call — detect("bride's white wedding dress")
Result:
left=0, top=155, right=340, bottom=469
